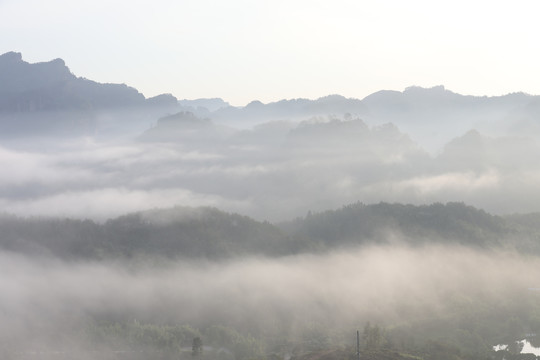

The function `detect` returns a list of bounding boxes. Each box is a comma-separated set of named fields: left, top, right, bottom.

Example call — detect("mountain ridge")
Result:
left=3, top=52, right=539, bottom=114
left=0, top=51, right=148, bottom=112
left=2, top=51, right=540, bottom=152
left=1, top=202, right=538, bottom=261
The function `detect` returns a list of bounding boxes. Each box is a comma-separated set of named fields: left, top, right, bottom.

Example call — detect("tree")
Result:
left=363, top=322, right=383, bottom=350
left=192, top=337, right=203, bottom=357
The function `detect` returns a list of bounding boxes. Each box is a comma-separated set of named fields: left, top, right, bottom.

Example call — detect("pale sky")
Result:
left=1, top=0, right=540, bottom=106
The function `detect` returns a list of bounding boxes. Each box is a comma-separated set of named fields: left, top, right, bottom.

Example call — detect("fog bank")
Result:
left=2, top=244, right=538, bottom=353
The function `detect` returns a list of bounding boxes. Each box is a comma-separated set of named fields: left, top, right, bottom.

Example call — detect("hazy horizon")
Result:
left=3, top=1, right=540, bottom=106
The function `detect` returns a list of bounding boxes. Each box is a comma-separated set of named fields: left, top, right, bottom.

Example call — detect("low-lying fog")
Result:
left=2, top=113, right=540, bottom=222
left=2, top=244, right=538, bottom=352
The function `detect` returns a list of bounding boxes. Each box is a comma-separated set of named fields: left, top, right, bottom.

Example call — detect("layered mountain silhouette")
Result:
left=2, top=51, right=540, bottom=149
left=211, top=94, right=368, bottom=127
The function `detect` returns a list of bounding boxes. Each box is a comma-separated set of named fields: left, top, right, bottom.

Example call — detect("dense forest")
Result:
left=2, top=202, right=540, bottom=260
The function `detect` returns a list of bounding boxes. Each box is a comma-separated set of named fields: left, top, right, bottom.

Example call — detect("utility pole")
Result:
left=357, top=330, right=360, bottom=360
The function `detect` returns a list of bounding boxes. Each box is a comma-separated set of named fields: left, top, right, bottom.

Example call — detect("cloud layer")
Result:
left=2, top=114, right=540, bottom=221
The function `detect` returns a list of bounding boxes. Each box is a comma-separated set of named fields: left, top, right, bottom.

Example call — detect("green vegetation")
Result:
left=80, top=320, right=263, bottom=360
left=73, top=311, right=540, bottom=360
left=2, top=202, right=540, bottom=260
left=281, top=202, right=522, bottom=249
left=0, top=206, right=301, bottom=260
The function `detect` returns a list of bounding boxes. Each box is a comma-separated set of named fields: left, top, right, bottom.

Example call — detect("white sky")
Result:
left=1, top=0, right=540, bottom=106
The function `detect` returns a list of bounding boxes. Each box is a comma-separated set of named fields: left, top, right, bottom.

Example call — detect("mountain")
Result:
left=0, top=52, right=187, bottom=137
left=0, top=52, right=235, bottom=119
left=178, top=98, right=231, bottom=112
left=437, top=129, right=540, bottom=172
left=362, top=85, right=533, bottom=119
left=282, top=116, right=428, bottom=166
left=3, top=51, right=540, bottom=153
left=206, top=85, right=540, bottom=152
left=0, top=206, right=298, bottom=260
left=211, top=94, right=368, bottom=128
left=0, top=51, right=147, bottom=112
left=139, top=111, right=233, bottom=144
left=361, top=85, right=538, bottom=152
left=279, top=202, right=537, bottom=251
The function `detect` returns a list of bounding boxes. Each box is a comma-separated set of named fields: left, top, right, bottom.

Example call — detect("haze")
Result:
left=1, top=245, right=538, bottom=356
left=2, top=0, right=540, bottom=105
left=2, top=2, right=540, bottom=359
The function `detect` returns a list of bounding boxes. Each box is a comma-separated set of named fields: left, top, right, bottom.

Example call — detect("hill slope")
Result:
left=1, top=202, right=539, bottom=260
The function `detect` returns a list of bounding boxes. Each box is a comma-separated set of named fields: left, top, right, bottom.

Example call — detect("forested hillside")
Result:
left=1, top=202, right=539, bottom=261
left=281, top=202, right=540, bottom=252
left=0, top=206, right=296, bottom=260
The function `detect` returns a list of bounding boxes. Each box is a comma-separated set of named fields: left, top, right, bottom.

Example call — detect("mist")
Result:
left=4, top=53, right=540, bottom=360
left=3, top=54, right=540, bottom=220
left=2, top=111, right=540, bottom=221
left=1, top=243, right=537, bottom=355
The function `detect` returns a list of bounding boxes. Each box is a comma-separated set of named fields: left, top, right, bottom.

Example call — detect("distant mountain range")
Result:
left=2, top=51, right=540, bottom=150
left=0, top=52, right=230, bottom=114
left=1, top=51, right=536, bottom=116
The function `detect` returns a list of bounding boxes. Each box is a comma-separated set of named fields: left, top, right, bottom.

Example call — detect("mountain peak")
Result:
left=404, top=85, right=446, bottom=93
left=0, top=51, right=23, bottom=64
left=48, top=57, right=66, bottom=67
left=0, top=51, right=147, bottom=113
left=246, top=100, right=264, bottom=108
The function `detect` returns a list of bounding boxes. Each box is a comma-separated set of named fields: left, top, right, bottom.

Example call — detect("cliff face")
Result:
left=0, top=52, right=146, bottom=112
